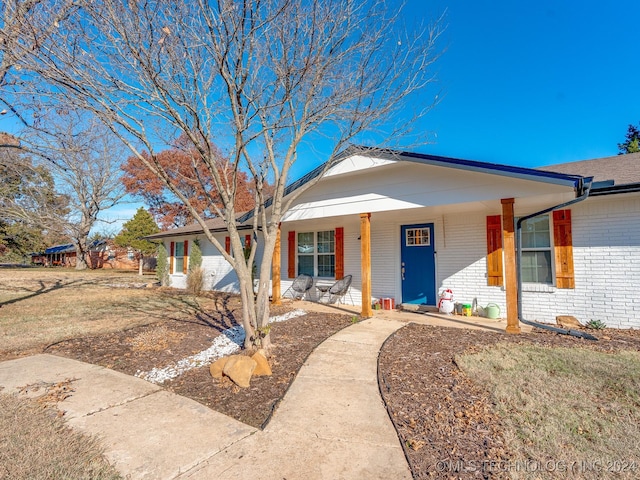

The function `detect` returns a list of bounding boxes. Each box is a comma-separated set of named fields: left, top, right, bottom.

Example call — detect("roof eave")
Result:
left=143, top=224, right=255, bottom=241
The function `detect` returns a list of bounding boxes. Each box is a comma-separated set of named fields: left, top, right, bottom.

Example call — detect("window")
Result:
left=298, top=230, right=335, bottom=277
left=174, top=241, right=185, bottom=274
left=405, top=227, right=430, bottom=246
left=127, top=248, right=135, bottom=260
left=519, top=215, right=552, bottom=284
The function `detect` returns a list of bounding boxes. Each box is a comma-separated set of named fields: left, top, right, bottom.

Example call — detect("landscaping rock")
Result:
left=223, top=355, right=257, bottom=388
left=556, top=315, right=581, bottom=328
left=209, top=357, right=230, bottom=379
left=251, top=352, right=272, bottom=376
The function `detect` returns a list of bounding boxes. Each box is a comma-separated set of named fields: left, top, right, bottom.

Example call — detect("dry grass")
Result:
left=457, top=344, right=640, bottom=479
left=0, top=393, right=122, bottom=480
left=126, top=325, right=186, bottom=352
left=0, top=268, right=219, bottom=357
left=186, top=266, right=205, bottom=295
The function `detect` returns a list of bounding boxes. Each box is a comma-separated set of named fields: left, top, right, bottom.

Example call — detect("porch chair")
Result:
left=283, top=274, right=314, bottom=300
left=320, top=275, right=353, bottom=305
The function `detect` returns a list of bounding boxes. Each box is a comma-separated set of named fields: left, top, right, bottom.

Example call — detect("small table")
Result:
left=314, top=281, right=333, bottom=301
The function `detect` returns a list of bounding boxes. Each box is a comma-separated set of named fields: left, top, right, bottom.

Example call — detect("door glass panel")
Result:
left=406, top=228, right=430, bottom=246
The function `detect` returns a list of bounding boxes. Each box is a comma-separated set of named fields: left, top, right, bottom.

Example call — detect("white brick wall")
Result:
left=521, top=195, right=640, bottom=328
left=437, top=213, right=507, bottom=315
left=281, top=216, right=363, bottom=304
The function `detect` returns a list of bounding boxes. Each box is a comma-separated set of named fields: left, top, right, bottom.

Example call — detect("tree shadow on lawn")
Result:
left=0, top=278, right=88, bottom=308
left=120, top=290, right=241, bottom=337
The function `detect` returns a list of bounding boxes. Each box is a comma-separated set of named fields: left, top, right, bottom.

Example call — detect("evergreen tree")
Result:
left=618, top=123, right=640, bottom=154
left=114, top=208, right=160, bottom=274
left=156, top=243, right=170, bottom=286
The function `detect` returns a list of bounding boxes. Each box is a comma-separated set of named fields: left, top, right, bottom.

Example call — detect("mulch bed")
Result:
left=378, top=322, right=640, bottom=479
left=45, top=296, right=354, bottom=429
left=38, top=296, right=640, bottom=478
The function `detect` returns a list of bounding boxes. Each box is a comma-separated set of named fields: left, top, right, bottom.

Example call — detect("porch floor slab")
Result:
left=292, top=300, right=533, bottom=334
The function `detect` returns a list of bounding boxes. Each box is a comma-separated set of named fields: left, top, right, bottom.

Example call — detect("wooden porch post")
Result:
left=271, top=224, right=282, bottom=305
left=501, top=198, right=521, bottom=334
left=360, top=213, right=372, bottom=317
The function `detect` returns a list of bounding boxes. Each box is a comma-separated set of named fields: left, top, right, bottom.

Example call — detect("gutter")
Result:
left=515, top=176, right=598, bottom=341
left=589, top=182, right=640, bottom=196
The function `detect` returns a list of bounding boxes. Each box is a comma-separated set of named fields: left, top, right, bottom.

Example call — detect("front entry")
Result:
left=401, top=223, right=436, bottom=305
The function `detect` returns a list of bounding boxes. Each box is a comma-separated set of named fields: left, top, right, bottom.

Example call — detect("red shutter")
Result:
left=288, top=231, right=296, bottom=278
left=486, top=215, right=503, bottom=286
left=225, top=236, right=230, bottom=254
left=553, top=209, right=575, bottom=289
left=183, top=240, right=189, bottom=274
left=335, top=227, right=344, bottom=279
left=169, top=241, right=175, bottom=274
left=245, top=234, right=251, bottom=250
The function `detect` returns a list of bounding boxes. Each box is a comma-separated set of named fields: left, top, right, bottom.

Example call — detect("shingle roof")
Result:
left=43, top=239, right=106, bottom=255
left=539, top=152, right=640, bottom=186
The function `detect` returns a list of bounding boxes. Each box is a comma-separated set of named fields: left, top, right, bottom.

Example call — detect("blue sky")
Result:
left=106, top=0, right=640, bottom=231
left=5, top=1, right=640, bottom=233
left=401, top=0, right=640, bottom=168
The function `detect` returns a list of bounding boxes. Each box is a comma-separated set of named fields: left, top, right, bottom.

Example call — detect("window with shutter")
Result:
left=553, top=209, right=575, bottom=289
left=169, top=241, right=175, bottom=273
left=183, top=240, right=189, bottom=274
left=335, top=227, right=344, bottom=279
left=287, top=231, right=296, bottom=278
left=486, top=215, right=503, bottom=286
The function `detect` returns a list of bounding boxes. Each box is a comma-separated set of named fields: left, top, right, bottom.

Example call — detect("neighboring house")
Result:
left=33, top=239, right=156, bottom=271
left=33, top=243, right=78, bottom=267
left=146, top=148, right=640, bottom=329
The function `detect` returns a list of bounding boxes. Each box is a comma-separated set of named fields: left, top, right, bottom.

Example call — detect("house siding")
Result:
left=520, top=195, right=640, bottom=328
left=165, top=233, right=264, bottom=293
left=200, top=237, right=239, bottom=292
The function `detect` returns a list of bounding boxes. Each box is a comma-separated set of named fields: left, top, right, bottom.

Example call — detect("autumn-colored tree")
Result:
left=122, top=139, right=265, bottom=229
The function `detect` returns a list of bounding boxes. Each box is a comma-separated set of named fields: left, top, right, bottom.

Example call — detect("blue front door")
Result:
left=401, top=223, right=436, bottom=305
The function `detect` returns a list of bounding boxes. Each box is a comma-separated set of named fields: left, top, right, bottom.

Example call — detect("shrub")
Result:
left=186, top=239, right=204, bottom=295
left=585, top=319, right=607, bottom=330
left=156, top=243, right=170, bottom=286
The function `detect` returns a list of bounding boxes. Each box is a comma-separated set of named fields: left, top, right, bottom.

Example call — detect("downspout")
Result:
left=516, top=176, right=598, bottom=341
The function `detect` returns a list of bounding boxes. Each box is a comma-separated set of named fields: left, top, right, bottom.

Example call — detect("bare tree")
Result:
left=0, top=0, right=77, bottom=129
left=4, top=0, right=442, bottom=347
left=26, top=114, right=127, bottom=269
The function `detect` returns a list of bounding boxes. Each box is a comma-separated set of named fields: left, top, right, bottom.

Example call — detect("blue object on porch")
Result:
left=400, top=223, right=436, bottom=305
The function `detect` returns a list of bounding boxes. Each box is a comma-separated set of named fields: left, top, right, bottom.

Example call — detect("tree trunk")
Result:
left=75, top=241, right=89, bottom=270
left=138, top=253, right=144, bottom=275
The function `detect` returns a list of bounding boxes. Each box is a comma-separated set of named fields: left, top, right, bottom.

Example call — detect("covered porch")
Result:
left=269, top=200, right=524, bottom=333
left=265, top=149, right=586, bottom=335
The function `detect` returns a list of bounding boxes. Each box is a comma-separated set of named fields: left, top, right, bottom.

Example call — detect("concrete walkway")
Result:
left=0, top=317, right=410, bottom=480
